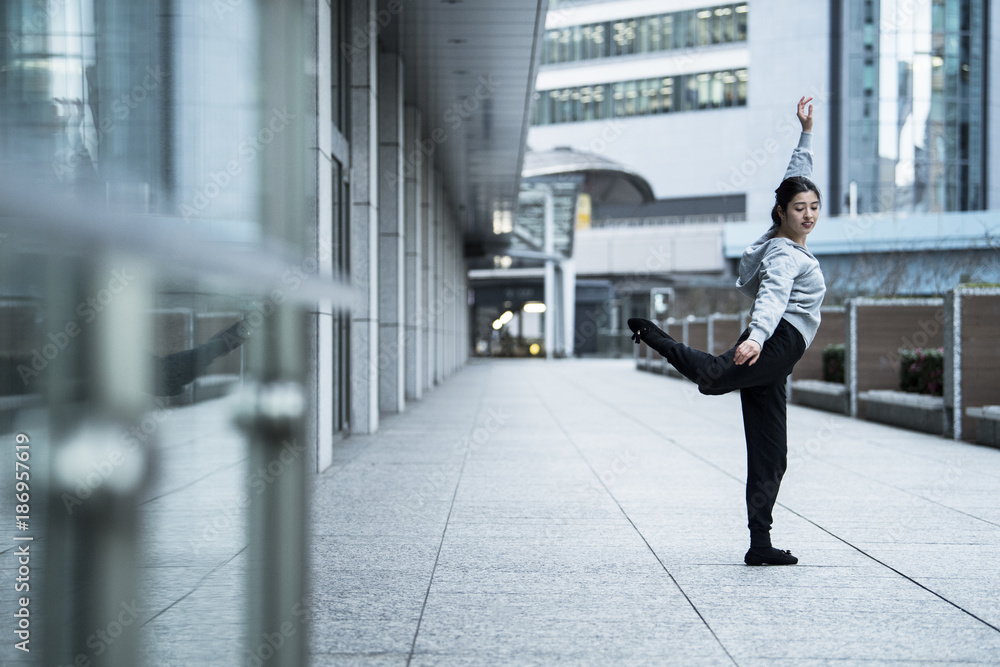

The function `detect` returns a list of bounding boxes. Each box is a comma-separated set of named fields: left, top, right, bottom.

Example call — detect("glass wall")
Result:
left=533, top=69, right=747, bottom=125
left=843, top=0, right=986, bottom=213
left=0, top=1, right=339, bottom=664
left=543, top=4, right=748, bottom=65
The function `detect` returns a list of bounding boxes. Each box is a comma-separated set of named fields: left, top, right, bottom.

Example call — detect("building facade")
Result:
left=0, top=1, right=544, bottom=663
left=525, top=0, right=999, bottom=319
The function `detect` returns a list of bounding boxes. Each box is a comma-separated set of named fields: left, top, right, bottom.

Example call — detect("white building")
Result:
left=525, top=0, right=1000, bottom=316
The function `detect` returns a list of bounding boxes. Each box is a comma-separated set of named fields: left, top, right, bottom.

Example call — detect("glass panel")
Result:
left=843, top=0, right=984, bottom=212
left=736, top=4, right=749, bottom=41
left=661, top=14, right=675, bottom=49
left=660, top=77, right=674, bottom=113
left=1, top=2, right=322, bottom=663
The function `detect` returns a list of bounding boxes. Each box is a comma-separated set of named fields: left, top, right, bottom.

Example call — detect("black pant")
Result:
left=648, top=319, right=806, bottom=547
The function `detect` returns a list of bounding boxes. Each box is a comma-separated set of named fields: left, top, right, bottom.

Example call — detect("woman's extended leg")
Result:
left=629, top=318, right=804, bottom=395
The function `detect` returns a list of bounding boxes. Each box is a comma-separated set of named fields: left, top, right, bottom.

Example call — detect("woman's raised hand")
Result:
left=797, top=96, right=814, bottom=133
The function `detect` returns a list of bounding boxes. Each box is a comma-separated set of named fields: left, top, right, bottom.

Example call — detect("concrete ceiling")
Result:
left=394, top=0, right=548, bottom=252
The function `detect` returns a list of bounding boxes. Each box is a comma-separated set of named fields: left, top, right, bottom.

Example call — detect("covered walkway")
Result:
left=307, top=359, right=1000, bottom=665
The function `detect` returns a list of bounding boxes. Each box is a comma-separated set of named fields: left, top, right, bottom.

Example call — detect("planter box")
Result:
left=966, top=406, right=1000, bottom=448
left=859, top=389, right=946, bottom=435
left=791, top=380, right=849, bottom=414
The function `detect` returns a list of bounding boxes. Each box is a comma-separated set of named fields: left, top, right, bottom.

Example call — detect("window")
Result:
left=541, top=4, right=748, bottom=65
left=532, top=69, right=746, bottom=125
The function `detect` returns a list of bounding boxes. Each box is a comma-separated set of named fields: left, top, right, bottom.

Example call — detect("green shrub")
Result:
left=822, top=343, right=845, bottom=383
left=899, top=347, right=944, bottom=396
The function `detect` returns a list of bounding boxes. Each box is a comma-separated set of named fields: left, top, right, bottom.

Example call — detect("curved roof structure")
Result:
left=522, top=147, right=656, bottom=204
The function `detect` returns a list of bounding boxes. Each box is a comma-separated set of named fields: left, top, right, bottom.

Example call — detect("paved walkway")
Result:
left=6, top=358, right=999, bottom=665
left=309, top=359, right=1000, bottom=666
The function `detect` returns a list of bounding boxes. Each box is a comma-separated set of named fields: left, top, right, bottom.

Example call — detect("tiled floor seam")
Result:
left=780, top=505, right=1000, bottom=635
left=529, top=372, right=741, bottom=667
left=792, top=454, right=1000, bottom=531
left=404, top=364, right=493, bottom=667
left=561, top=365, right=1000, bottom=638
left=139, top=544, right=248, bottom=629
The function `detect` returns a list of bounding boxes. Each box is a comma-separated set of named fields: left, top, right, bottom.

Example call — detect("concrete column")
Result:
left=378, top=51, right=405, bottom=414
left=308, top=0, right=335, bottom=470
left=562, top=258, right=576, bottom=358
left=349, top=0, right=379, bottom=434
left=436, top=177, right=445, bottom=384
left=442, top=211, right=452, bottom=378
left=421, top=165, right=435, bottom=390
left=404, top=105, right=423, bottom=401
left=448, top=216, right=458, bottom=376
left=452, top=215, right=463, bottom=373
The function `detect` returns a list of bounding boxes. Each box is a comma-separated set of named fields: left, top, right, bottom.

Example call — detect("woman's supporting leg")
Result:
left=741, top=380, right=789, bottom=548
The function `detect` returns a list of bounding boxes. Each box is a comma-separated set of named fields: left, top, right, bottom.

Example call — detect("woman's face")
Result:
left=779, top=190, right=821, bottom=238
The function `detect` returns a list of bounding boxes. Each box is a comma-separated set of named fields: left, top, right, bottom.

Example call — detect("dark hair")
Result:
left=771, top=176, right=821, bottom=227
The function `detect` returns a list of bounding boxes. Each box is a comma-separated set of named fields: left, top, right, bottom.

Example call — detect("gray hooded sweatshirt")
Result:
left=736, top=132, right=826, bottom=349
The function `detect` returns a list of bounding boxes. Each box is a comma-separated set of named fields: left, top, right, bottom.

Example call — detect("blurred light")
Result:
left=499, top=310, right=514, bottom=325
left=492, top=209, right=513, bottom=234
left=523, top=302, right=546, bottom=313
left=529, top=343, right=541, bottom=355
left=492, top=320, right=503, bottom=330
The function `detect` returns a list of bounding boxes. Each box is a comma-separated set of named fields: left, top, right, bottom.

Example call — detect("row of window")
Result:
left=543, top=4, right=748, bottom=65
left=532, top=69, right=747, bottom=125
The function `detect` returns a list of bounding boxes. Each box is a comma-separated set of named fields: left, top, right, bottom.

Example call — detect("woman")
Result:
left=628, top=96, right=825, bottom=566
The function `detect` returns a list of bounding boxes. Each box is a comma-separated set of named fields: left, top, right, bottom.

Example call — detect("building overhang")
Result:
left=396, top=1, right=549, bottom=253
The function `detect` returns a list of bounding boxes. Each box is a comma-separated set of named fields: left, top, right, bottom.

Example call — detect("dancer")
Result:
left=150, top=318, right=253, bottom=396
left=628, top=96, right=825, bottom=566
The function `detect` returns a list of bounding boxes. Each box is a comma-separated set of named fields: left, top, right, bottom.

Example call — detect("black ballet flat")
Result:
left=627, top=318, right=669, bottom=344
left=744, top=547, right=798, bottom=566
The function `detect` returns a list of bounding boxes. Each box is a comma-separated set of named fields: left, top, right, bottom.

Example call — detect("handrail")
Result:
left=0, top=177, right=361, bottom=310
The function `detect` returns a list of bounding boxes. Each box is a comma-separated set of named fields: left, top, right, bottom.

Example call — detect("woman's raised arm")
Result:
left=783, top=96, right=814, bottom=180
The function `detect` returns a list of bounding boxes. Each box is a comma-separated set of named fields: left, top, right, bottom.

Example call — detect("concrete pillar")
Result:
left=308, top=0, right=335, bottom=470
left=449, top=216, right=458, bottom=375
left=443, top=211, right=453, bottom=378
left=436, top=177, right=445, bottom=383
left=421, top=166, right=435, bottom=390
left=404, top=105, right=423, bottom=401
left=349, top=0, right=379, bottom=434
left=378, top=51, right=405, bottom=414
left=562, top=258, right=576, bottom=358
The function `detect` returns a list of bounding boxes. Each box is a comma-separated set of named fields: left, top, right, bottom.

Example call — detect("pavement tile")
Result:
left=39, top=358, right=998, bottom=665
